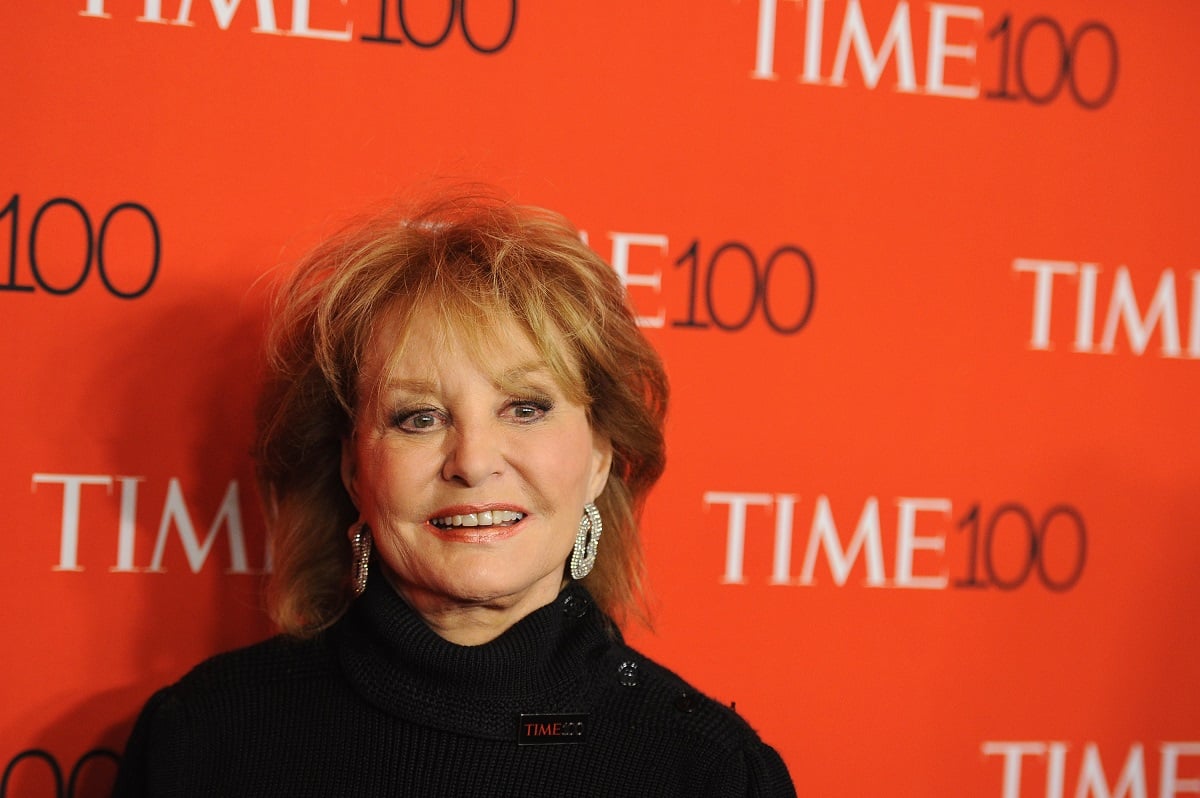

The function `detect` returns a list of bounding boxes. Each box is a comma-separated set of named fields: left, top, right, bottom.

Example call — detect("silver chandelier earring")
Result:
left=570, top=503, right=603, bottom=580
left=350, top=521, right=372, bottom=597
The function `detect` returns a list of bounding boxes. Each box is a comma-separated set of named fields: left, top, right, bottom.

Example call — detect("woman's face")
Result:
left=343, top=308, right=612, bottom=622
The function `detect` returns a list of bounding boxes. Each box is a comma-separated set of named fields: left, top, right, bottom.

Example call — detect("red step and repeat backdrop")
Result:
left=3, top=1, right=1198, bottom=795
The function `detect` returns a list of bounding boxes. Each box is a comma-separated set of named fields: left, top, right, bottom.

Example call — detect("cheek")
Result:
left=539, top=433, right=603, bottom=504
left=359, top=446, right=431, bottom=511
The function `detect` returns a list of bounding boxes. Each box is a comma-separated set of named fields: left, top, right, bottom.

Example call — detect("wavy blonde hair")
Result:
left=255, top=190, right=668, bottom=636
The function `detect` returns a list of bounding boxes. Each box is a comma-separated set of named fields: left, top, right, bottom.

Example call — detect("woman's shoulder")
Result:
left=125, top=633, right=341, bottom=736
left=597, top=638, right=753, bottom=742
left=111, top=634, right=345, bottom=796
left=123, top=632, right=343, bottom=739
left=171, top=632, right=337, bottom=694
left=592, top=637, right=796, bottom=795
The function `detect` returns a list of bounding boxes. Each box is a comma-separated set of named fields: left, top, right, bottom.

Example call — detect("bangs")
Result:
left=359, top=269, right=592, bottom=423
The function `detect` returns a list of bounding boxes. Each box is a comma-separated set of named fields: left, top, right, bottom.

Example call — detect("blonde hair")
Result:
left=255, top=190, right=668, bottom=636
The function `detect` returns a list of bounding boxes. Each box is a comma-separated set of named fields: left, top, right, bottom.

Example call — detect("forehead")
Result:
left=361, top=303, right=584, bottom=397
left=374, top=309, right=534, bottom=374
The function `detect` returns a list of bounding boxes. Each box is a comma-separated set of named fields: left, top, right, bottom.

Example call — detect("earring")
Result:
left=570, top=503, right=603, bottom=580
left=350, top=521, right=372, bottom=597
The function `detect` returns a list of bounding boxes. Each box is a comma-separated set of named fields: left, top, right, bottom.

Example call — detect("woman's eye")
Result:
left=395, top=409, right=443, bottom=432
left=507, top=399, right=551, bottom=423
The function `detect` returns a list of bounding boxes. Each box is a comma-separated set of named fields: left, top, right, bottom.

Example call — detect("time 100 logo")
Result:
left=0, top=194, right=160, bottom=299
left=591, top=231, right=818, bottom=336
left=80, top=0, right=519, bottom=55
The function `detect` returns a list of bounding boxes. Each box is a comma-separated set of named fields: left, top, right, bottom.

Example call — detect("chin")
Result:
left=442, top=570, right=561, bottom=607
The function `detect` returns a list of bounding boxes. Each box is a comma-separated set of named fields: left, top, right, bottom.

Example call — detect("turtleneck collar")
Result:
left=335, top=575, right=616, bottom=740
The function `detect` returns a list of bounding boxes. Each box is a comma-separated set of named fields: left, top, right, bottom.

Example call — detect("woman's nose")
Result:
left=441, top=421, right=505, bottom=486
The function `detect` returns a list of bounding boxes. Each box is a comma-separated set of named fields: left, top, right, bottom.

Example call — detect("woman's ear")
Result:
left=341, top=435, right=360, bottom=509
left=588, top=433, right=613, bottom=502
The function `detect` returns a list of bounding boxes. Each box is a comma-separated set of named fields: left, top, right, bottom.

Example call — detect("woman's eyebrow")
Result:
left=495, top=361, right=556, bottom=390
left=499, top=360, right=550, bottom=380
left=381, top=377, right=439, bottom=395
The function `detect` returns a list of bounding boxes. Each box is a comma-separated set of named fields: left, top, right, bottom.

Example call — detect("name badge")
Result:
left=517, top=713, right=589, bottom=746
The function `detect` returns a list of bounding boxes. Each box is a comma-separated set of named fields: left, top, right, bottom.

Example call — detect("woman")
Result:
left=113, top=190, right=796, bottom=796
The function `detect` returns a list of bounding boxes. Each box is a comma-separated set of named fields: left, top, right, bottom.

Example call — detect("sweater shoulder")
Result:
left=600, top=639, right=768, bottom=753
left=173, top=631, right=337, bottom=695
left=113, top=633, right=350, bottom=796
left=594, top=639, right=797, bottom=796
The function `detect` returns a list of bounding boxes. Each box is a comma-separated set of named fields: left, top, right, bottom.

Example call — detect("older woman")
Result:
left=113, top=191, right=795, bottom=796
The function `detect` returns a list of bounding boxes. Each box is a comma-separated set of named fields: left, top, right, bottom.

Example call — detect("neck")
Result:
left=382, top=569, right=567, bottom=646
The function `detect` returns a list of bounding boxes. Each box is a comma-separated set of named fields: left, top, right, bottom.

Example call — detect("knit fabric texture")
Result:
left=112, top=578, right=796, bottom=797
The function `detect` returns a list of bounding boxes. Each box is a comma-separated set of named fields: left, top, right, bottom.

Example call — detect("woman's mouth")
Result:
left=428, top=508, right=527, bottom=542
left=430, top=509, right=526, bottom=529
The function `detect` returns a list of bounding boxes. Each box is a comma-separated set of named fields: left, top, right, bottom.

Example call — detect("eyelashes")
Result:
left=390, top=406, right=444, bottom=432
left=389, top=395, right=555, bottom=432
left=509, top=395, right=554, bottom=421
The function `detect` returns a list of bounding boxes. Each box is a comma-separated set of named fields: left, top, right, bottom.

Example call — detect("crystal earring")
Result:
left=350, top=521, right=372, bottom=597
left=570, top=503, right=602, bottom=580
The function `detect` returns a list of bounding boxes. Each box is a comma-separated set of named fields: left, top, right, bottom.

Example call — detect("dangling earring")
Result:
left=570, top=503, right=602, bottom=580
left=350, top=521, right=372, bottom=597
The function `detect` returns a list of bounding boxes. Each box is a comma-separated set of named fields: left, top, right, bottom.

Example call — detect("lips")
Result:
left=427, top=505, right=528, bottom=543
left=430, top=509, right=526, bottom=529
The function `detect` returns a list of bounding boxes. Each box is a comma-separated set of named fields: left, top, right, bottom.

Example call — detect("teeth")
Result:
left=433, top=510, right=525, bottom=528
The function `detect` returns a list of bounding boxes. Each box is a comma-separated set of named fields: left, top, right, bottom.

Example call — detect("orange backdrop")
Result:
left=3, top=1, right=1198, bottom=796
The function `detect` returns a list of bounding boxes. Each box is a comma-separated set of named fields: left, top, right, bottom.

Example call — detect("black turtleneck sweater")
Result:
left=112, top=578, right=795, bottom=796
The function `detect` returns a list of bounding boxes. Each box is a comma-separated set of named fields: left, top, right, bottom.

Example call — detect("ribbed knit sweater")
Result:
left=112, top=578, right=795, bottom=796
